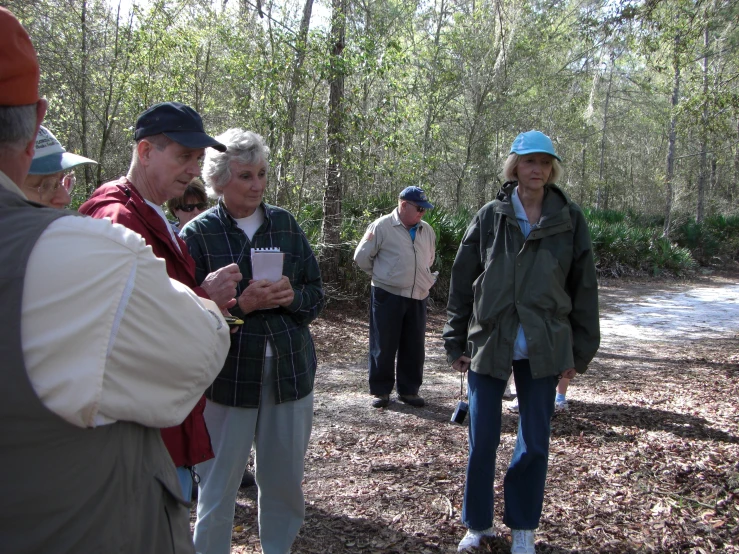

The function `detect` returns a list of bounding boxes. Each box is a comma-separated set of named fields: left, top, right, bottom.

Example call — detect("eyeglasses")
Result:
left=178, top=202, right=208, bottom=212
left=407, top=202, right=426, bottom=214
left=38, top=173, right=75, bottom=198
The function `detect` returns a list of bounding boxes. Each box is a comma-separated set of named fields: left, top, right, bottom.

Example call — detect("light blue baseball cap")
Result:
left=29, top=126, right=97, bottom=175
left=510, top=130, right=561, bottom=161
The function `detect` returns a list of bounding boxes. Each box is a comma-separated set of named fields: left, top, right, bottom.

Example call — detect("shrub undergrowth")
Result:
left=296, top=201, right=737, bottom=301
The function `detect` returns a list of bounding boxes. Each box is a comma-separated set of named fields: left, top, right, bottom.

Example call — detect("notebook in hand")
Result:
left=251, top=248, right=284, bottom=282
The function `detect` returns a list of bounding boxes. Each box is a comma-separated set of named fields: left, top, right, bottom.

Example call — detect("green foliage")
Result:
left=10, top=0, right=739, bottom=293
left=586, top=209, right=698, bottom=276
left=673, top=215, right=739, bottom=265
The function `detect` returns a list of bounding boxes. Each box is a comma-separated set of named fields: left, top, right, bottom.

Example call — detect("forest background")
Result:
left=7, top=0, right=739, bottom=300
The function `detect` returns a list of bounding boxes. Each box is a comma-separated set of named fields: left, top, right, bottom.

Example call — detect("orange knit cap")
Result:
left=0, top=8, right=40, bottom=106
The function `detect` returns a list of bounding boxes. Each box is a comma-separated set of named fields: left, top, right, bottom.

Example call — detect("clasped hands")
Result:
left=199, top=263, right=294, bottom=314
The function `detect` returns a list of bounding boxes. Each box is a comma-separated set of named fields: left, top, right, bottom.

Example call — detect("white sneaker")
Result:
left=457, top=527, right=495, bottom=552
left=505, top=397, right=519, bottom=413
left=554, top=397, right=569, bottom=412
left=511, top=529, right=535, bottom=554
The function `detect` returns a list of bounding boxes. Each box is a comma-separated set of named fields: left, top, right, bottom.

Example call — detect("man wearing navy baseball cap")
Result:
left=354, top=186, right=437, bottom=408
left=80, top=102, right=242, bottom=501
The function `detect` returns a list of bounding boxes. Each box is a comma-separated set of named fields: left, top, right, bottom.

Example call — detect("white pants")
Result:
left=193, top=358, right=314, bottom=554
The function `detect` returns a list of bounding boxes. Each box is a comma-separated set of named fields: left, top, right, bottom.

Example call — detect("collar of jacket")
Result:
left=497, top=181, right=573, bottom=238
left=116, top=177, right=190, bottom=247
left=391, top=207, right=426, bottom=232
left=213, top=197, right=274, bottom=232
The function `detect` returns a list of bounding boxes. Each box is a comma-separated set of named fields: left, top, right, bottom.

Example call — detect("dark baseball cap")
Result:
left=399, top=186, right=434, bottom=210
left=135, top=102, right=226, bottom=152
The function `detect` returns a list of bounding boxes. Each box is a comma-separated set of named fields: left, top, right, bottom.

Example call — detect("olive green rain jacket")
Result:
left=443, top=182, right=600, bottom=380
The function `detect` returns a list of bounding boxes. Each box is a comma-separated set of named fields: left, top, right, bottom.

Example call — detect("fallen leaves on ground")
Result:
left=194, top=277, right=739, bottom=553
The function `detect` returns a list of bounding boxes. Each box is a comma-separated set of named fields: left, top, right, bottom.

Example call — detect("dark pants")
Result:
left=368, top=286, right=427, bottom=396
left=463, top=360, right=557, bottom=531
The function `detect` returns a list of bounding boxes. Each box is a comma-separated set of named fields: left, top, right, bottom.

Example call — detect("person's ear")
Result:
left=137, top=139, right=153, bottom=166
left=23, top=98, right=48, bottom=159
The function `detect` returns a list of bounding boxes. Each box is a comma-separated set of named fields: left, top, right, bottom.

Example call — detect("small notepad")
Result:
left=251, top=248, right=284, bottom=282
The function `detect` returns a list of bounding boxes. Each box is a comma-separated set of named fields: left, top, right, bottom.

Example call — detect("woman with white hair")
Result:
left=444, top=130, right=600, bottom=553
left=181, top=129, right=324, bottom=554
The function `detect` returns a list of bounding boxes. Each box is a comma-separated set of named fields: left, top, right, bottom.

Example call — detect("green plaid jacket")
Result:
left=180, top=200, right=324, bottom=408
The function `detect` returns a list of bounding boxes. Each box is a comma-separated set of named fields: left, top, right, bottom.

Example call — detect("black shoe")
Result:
left=240, top=470, right=256, bottom=488
left=398, top=394, right=425, bottom=407
left=372, top=394, right=390, bottom=408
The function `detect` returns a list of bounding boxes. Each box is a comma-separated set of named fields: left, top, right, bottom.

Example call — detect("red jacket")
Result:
left=80, top=177, right=214, bottom=468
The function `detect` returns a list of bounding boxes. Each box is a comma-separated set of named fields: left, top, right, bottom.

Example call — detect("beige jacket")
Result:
left=354, top=208, right=437, bottom=300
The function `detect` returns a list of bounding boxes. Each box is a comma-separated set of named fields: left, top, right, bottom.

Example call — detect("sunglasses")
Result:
left=178, top=202, right=208, bottom=212
left=407, top=202, right=426, bottom=213
left=38, top=173, right=75, bottom=198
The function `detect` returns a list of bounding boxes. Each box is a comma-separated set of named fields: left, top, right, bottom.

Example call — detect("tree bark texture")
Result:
left=320, top=0, right=346, bottom=284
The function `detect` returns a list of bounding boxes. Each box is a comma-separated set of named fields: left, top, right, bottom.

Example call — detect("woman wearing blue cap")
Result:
left=443, top=130, right=600, bottom=553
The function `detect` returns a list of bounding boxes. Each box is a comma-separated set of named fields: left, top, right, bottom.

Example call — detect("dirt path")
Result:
left=222, top=276, right=739, bottom=553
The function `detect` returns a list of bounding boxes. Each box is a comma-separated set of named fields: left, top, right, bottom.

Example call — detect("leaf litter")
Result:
left=192, top=275, right=739, bottom=553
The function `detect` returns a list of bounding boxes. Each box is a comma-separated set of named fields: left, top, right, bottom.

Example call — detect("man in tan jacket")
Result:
left=354, top=186, right=437, bottom=408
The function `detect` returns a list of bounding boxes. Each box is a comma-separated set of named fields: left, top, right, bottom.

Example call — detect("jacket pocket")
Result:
left=152, top=471, right=193, bottom=554
left=466, top=318, right=497, bottom=365
left=542, top=317, right=575, bottom=371
left=414, top=266, right=437, bottom=294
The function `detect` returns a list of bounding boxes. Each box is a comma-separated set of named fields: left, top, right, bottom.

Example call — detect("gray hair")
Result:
left=0, top=104, right=37, bottom=147
left=501, top=153, right=563, bottom=185
left=202, top=129, right=270, bottom=197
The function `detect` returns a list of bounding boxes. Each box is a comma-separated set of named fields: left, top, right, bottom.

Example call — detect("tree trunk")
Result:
left=320, top=0, right=346, bottom=285
left=595, top=58, right=614, bottom=211
left=276, top=0, right=313, bottom=205
left=663, top=34, right=681, bottom=239
left=733, top=117, right=739, bottom=204
left=422, top=0, right=447, bottom=158
left=79, top=0, right=93, bottom=196
left=696, top=25, right=709, bottom=223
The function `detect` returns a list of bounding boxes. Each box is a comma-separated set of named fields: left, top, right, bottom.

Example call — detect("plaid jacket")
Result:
left=180, top=200, right=324, bottom=408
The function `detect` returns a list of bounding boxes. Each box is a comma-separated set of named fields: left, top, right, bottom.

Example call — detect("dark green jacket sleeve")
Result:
left=566, top=207, right=600, bottom=372
left=285, top=226, right=325, bottom=326
left=443, top=212, right=485, bottom=364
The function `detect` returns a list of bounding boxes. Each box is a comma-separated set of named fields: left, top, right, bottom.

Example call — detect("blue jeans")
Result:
left=463, top=360, right=557, bottom=531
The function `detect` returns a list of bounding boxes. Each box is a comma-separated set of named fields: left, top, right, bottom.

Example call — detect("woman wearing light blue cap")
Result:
left=21, top=126, right=97, bottom=208
left=444, top=130, right=600, bottom=553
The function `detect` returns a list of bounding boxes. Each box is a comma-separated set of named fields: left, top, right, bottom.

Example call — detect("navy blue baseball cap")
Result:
left=135, top=102, right=226, bottom=152
left=399, top=186, right=434, bottom=210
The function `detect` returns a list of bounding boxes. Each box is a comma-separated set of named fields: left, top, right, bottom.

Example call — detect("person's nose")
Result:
left=51, top=185, right=71, bottom=209
left=187, top=159, right=201, bottom=177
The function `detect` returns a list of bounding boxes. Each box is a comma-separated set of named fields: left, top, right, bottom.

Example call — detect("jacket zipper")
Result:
left=410, top=227, right=417, bottom=298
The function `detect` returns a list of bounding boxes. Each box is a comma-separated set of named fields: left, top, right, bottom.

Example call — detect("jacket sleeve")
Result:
left=353, top=220, right=381, bottom=275
left=285, top=222, right=325, bottom=326
left=443, top=213, right=484, bottom=364
left=22, top=216, right=230, bottom=429
left=428, top=224, right=437, bottom=268
left=567, top=208, right=600, bottom=372
left=179, top=224, right=210, bottom=287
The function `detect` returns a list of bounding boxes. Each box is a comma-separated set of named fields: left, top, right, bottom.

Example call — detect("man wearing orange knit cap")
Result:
left=0, top=8, right=231, bottom=553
